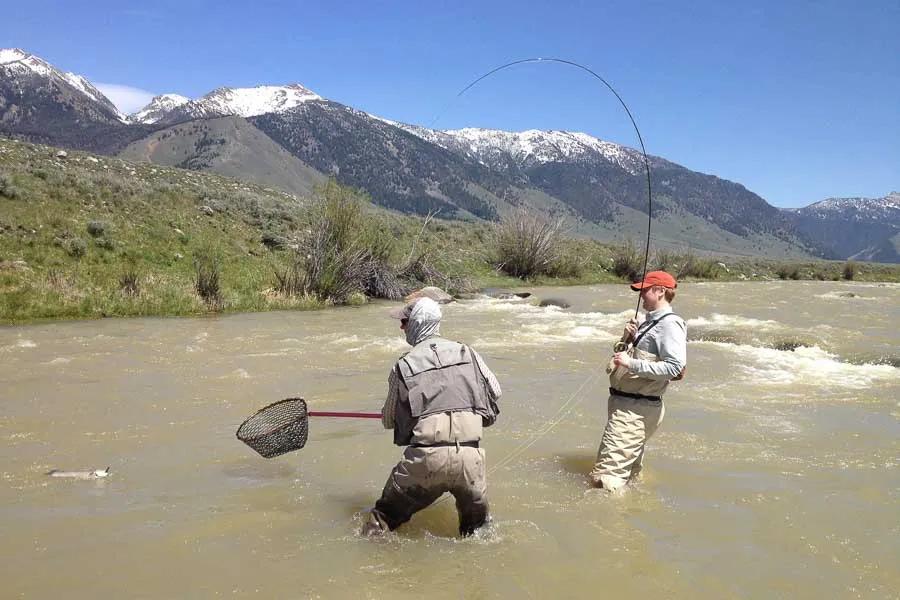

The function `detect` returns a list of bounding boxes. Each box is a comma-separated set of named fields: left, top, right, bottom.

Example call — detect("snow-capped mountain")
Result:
left=132, top=84, right=322, bottom=125
left=128, top=93, right=190, bottom=124
left=792, top=191, right=900, bottom=222
left=399, top=125, right=647, bottom=174
left=3, top=48, right=892, bottom=260
left=785, top=192, right=900, bottom=262
left=0, top=47, right=125, bottom=122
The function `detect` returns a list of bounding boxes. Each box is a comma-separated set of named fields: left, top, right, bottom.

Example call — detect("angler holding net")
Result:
left=361, top=297, right=502, bottom=537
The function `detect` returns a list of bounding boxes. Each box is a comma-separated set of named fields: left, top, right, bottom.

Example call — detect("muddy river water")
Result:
left=2, top=281, right=898, bottom=598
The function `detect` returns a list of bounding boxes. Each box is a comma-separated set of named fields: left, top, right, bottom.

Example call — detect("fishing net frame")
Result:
left=236, top=397, right=310, bottom=458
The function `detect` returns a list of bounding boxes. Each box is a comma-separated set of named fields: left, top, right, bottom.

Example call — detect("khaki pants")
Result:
left=590, top=395, right=666, bottom=490
left=369, top=445, right=488, bottom=536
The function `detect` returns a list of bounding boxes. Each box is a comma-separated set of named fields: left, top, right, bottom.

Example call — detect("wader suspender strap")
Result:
left=631, top=312, right=680, bottom=348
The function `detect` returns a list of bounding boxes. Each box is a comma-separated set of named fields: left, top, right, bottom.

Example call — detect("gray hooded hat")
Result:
left=389, top=297, right=442, bottom=346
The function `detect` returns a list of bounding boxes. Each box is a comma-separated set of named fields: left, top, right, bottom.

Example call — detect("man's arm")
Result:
left=381, top=366, right=402, bottom=429
left=471, top=348, right=502, bottom=401
left=627, top=318, right=687, bottom=380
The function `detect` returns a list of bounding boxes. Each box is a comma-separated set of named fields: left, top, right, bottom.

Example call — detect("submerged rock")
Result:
left=538, top=298, right=570, bottom=309
left=405, top=286, right=453, bottom=304
left=483, top=288, right=532, bottom=300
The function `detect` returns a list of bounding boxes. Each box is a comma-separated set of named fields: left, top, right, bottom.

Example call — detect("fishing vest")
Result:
left=607, top=313, right=683, bottom=400
left=393, top=337, right=496, bottom=446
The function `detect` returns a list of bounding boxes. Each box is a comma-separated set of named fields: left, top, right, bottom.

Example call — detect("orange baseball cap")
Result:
left=630, top=270, right=677, bottom=291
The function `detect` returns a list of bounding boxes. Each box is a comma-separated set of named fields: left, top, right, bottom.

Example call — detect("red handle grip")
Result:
left=307, top=411, right=382, bottom=419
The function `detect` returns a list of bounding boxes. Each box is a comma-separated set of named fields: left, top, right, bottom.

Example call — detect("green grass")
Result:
left=1, top=137, right=898, bottom=324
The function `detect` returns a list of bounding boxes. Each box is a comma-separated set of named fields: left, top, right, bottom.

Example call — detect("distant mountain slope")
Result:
left=0, top=48, right=154, bottom=152
left=400, top=125, right=803, bottom=240
left=250, top=102, right=506, bottom=219
left=118, top=116, right=326, bottom=198
left=785, top=192, right=900, bottom=262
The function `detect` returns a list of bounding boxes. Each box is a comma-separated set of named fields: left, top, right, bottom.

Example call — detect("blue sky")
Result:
left=5, top=0, right=898, bottom=207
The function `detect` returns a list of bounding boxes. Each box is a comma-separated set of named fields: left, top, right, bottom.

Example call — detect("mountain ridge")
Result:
left=1, top=47, right=895, bottom=262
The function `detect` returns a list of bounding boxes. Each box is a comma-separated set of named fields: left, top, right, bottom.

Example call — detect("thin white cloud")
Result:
left=94, top=83, right=156, bottom=114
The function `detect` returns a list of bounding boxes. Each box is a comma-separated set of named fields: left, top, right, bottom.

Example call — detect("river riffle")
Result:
left=2, top=281, right=898, bottom=598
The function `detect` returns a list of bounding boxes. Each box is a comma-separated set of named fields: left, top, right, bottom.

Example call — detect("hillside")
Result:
left=3, top=138, right=898, bottom=323
left=119, top=115, right=326, bottom=199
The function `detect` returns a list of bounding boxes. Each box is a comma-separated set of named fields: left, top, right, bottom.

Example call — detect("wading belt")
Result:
left=409, top=440, right=479, bottom=449
left=609, top=388, right=662, bottom=402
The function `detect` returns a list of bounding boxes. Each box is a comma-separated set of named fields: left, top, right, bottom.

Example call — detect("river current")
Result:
left=2, top=281, right=898, bottom=598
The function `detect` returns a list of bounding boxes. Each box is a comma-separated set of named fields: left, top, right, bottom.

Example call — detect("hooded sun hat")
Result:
left=390, top=297, right=443, bottom=346
left=630, top=270, right=677, bottom=291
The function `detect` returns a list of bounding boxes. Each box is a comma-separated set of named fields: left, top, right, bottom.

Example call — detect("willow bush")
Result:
left=493, top=210, right=566, bottom=279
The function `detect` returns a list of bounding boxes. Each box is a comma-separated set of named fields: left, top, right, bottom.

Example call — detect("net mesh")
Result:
left=236, top=397, right=309, bottom=458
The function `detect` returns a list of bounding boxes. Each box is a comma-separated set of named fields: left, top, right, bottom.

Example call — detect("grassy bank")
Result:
left=1, top=138, right=897, bottom=324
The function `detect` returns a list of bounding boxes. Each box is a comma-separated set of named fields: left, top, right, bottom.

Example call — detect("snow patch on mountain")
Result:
left=129, top=93, right=190, bottom=124
left=140, top=83, right=324, bottom=124
left=201, top=84, right=321, bottom=116
left=397, top=124, right=645, bottom=173
left=0, top=48, right=54, bottom=77
left=62, top=72, right=115, bottom=108
left=795, top=192, right=900, bottom=222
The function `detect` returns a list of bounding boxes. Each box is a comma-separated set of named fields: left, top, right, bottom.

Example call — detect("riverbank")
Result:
left=2, top=138, right=898, bottom=324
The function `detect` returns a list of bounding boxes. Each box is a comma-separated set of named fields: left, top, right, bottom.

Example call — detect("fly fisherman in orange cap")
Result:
left=590, top=270, right=686, bottom=491
left=361, top=297, right=502, bottom=537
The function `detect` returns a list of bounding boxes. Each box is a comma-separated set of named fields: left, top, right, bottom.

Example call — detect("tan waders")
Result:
left=366, top=444, right=488, bottom=536
left=590, top=394, right=665, bottom=490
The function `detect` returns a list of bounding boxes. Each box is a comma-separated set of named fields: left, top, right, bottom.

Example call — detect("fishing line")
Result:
left=488, top=370, right=601, bottom=474
left=423, top=58, right=655, bottom=503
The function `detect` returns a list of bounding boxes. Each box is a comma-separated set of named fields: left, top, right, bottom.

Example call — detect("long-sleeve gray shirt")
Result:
left=628, top=306, right=687, bottom=380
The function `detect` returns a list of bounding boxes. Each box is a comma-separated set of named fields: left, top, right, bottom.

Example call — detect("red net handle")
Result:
left=307, top=411, right=381, bottom=419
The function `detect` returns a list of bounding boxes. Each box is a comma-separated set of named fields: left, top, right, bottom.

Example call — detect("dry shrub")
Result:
left=119, top=269, right=140, bottom=296
left=494, top=210, right=565, bottom=279
left=676, top=252, right=720, bottom=279
left=193, top=248, right=223, bottom=309
left=652, top=248, right=680, bottom=272
left=282, top=180, right=388, bottom=303
left=612, top=239, right=643, bottom=282
left=775, top=263, right=801, bottom=280
left=278, top=181, right=462, bottom=302
left=842, top=261, right=856, bottom=281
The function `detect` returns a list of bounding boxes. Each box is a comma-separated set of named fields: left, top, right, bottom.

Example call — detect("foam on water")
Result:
left=459, top=298, right=629, bottom=348
left=687, top=313, right=781, bottom=330
left=43, top=357, right=72, bottom=365
left=0, top=338, right=37, bottom=352
left=692, top=341, right=898, bottom=388
left=223, top=368, right=251, bottom=379
left=329, top=335, right=408, bottom=354
left=817, top=291, right=867, bottom=300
